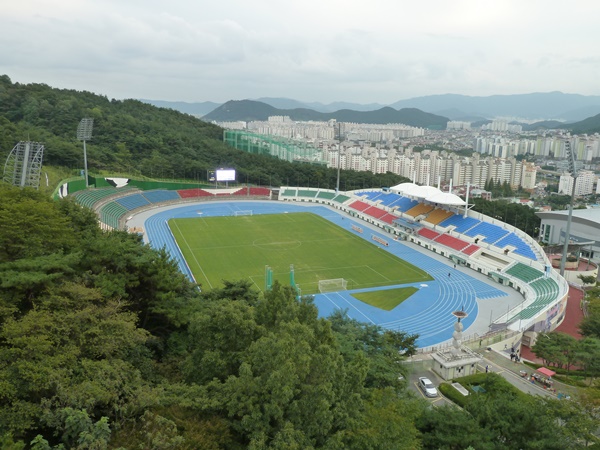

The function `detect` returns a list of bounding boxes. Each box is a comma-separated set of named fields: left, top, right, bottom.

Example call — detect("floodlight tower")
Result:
left=335, top=122, right=342, bottom=192
left=2, top=141, right=45, bottom=189
left=559, top=136, right=577, bottom=277
left=77, top=118, right=94, bottom=187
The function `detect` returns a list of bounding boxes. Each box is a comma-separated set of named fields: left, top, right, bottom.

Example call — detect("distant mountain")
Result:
left=140, top=99, right=221, bottom=117
left=521, top=120, right=566, bottom=132
left=254, top=97, right=385, bottom=113
left=389, top=92, right=600, bottom=121
left=432, top=108, right=486, bottom=123
left=203, top=100, right=449, bottom=129
left=567, top=113, right=600, bottom=134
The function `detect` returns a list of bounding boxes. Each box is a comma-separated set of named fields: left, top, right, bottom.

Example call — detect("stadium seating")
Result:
left=178, top=188, right=213, bottom=198
left=462, top=244, right=480, bottom=255
left=143, top=190, right=181, bottom=203
left=376, top=193, right=402, bottom=207
left=316, top=190, right=336, bottom=200
left=99, top=201, right=128, bottom=229
left=297, top=189, right=318, bottom=198
left=360, top=190, right=385, bottom=202
left=405, top=203, right=434, bottom=218
left=509, top=277, right=559, bottom=321
left=380, top=213, right=397, bottom=224
left=72, top=187, right=129, bottom=209
left=349, top=200, right=370, bottom=212
left=425, top=209, right=454, bottom=225
left=418, top=228, right=440, bottom=240
left=364, top=206, right=387, bottom=220
left=434, top=234, right=470, bottom=251
left=115, top=194, right=151, bottom=210
left=494, top=233, right=537, bottom=260
left=332, top=194, right=351, bottom=203
left=439, top=214, right=480, bottom=233
left=505, top=263, right=543, bottom=283
left=280, top=188, right=297, bottom=197
left=390, top=196, right=418, bottom=212
left=249, top=187, right=271, bottom=196
left=464, top=222, right=509, bottom=243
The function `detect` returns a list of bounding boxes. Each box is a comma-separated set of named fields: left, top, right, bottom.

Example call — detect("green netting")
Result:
left=224, top=130, right=326, bottom=166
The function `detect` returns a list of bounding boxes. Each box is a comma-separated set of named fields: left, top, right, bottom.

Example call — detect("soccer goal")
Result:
left=318, top=278, right=348, bottom=293
left=234, top=210, right=253, bottom=216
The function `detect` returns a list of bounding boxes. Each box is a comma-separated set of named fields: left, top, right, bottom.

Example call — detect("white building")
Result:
left=558, top=170, right=595, bottom=196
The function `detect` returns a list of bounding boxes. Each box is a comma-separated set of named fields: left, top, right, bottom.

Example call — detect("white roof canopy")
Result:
left=389, top=184, right=466, bottom=206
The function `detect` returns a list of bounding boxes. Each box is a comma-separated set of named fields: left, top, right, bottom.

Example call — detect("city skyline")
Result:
left=2, top=1, right=600, bottom=104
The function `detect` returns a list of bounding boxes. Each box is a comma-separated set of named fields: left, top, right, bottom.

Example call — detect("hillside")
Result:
left=567, top=112, right=600, bottom=134
left=0, top=75, right=408, bottom=190
left=140, top=99, right=221, bottom=116
left=204, top=100, right=449, bottom=129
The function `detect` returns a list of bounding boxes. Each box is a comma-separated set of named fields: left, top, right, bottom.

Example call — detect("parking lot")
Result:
left=406, top=367, right=452, bottom=407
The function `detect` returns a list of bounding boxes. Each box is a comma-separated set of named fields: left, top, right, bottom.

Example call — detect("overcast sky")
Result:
left=2, top=0, right=599, bottom=104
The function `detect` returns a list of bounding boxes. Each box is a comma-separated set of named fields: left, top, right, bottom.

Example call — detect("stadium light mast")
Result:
left=335, top=122, right=342, bottom=192
left=559, top=136, right=577, bottom=277
left=77, top=118, right=94, bottom=188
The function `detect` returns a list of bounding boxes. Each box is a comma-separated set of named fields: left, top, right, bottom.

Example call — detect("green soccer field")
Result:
left=169, top=212, right=432, bottom=293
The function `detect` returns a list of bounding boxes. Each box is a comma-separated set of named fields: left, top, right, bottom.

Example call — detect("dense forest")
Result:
left=0, top=75, right=407, bottom=190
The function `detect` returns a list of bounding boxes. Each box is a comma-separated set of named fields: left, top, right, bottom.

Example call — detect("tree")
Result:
left=575, top=337, right=600, bottom=384
left=416, top=405, right=493, bottom=450
left=531, top=332, right=578, bottom=369
left=578, top=274, right=597, bottom=286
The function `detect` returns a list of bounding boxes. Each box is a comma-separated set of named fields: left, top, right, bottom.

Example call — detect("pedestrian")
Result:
left=454, top=264, right=456, bottom=269
left=510, top=353, right=514, bottom=361
left=448, top=272, right=451, bottom=278
left=485, top=365, right=489, bottom=373
left=504, top=344, right=507, bottom=350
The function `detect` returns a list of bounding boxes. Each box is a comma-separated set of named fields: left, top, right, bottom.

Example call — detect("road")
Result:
left=405, top=349, right=572, bottom=405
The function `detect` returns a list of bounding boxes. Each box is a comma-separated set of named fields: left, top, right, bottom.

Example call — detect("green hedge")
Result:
left=439, top=383, right=469, bottom=408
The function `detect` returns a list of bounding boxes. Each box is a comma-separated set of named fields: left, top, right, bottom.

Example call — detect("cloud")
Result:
left=1, top=0, right=600, bottom=102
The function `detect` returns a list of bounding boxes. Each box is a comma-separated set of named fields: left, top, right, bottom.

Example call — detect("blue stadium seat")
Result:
left=115, top=194, right=150, bottom=210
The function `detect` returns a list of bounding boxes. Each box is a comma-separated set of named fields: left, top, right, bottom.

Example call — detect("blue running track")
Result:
left=143, top=201, right=507, bottom=348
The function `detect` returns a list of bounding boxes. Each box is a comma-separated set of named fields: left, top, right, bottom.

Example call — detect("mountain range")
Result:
left=142, top=91, right=600, bottom=122
left=202, top=100, right=449, bottom=129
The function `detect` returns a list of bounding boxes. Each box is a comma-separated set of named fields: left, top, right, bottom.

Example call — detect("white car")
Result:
left=418, top=377, right=438, bottom=397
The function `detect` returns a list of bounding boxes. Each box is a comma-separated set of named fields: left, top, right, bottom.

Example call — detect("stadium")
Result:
left=56, top=175, right=569, bottom=351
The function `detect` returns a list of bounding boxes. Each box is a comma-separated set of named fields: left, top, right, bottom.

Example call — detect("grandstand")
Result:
left=286, top=185, right=567, bottom=337
left=178, top=188, right=213, bottom=198
left=116, top=194, right=151, bottom=210
left=143, top=190, right=181, bottom=203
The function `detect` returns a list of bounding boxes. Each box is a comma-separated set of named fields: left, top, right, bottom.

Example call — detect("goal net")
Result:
left=318, top=278, right=348, bottom=293
left=234, top=210, right=253, bottom=216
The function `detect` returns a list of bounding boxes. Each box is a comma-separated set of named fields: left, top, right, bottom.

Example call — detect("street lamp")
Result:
left=77, top=118, right=94, bottom=188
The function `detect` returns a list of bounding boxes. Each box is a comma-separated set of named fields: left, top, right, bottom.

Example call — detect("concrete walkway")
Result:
left=476, top=348, right=578, bottom=398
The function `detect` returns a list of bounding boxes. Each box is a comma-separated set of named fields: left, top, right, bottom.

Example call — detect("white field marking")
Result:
left=172, top=220, right=213, bottom=289
left=364, top=264, right=392, bottom=282
left=328, top=292, right=376, bottom=324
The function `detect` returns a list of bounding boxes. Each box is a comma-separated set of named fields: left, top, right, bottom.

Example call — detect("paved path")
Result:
left=477, top=349, right=577, bottom=398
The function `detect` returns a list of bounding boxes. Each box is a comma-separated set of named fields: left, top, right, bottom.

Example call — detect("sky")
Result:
left=2, top=0, right=600, bottom=105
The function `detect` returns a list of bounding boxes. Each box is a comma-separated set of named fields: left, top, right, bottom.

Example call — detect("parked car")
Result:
left=418, top=377, right=438, bottom=397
